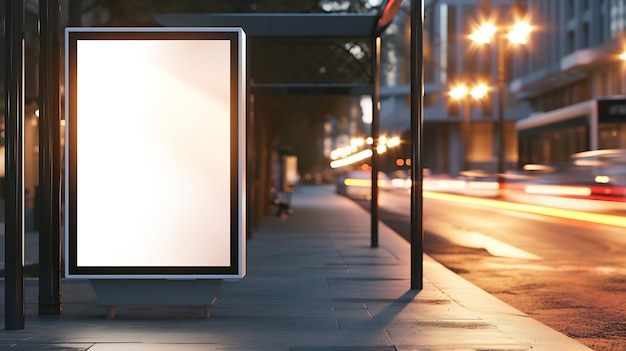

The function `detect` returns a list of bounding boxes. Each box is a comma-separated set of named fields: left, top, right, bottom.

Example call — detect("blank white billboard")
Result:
left=65, top=28, right=246, bottom=279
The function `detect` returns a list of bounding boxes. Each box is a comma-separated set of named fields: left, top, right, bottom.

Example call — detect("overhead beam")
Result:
left=154, top=13, right=379, bottom=38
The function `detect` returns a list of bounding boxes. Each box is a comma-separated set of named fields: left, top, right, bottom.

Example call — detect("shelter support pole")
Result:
left=38, top=0, right=63, bottom=315
left=370, top=36, right=381, bottom=248
left=410, top=0, right=424, bottom=290
left=5, top=0, right=26, bottom=330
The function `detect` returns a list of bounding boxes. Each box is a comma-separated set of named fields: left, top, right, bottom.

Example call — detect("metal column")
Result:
left=410, top=0, right=424, bottom=291
left=5, top=0, right=26, bottom=330
left=370, top=36, right=381, bottom=248
left=38, top=0, right=63, bottom=315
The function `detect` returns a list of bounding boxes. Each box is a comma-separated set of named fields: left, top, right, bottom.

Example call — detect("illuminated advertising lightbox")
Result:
left=281, top=155, right=298, bottom=193
left=64, top=28, right=246, bottom=279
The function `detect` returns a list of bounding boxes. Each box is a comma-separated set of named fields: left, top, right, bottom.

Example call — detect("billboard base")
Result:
left=90, top=279, right=223, bottom=319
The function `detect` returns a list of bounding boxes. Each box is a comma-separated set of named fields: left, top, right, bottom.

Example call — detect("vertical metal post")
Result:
left=461, top=99, right=470, bottom=172
left=410, top=0, right=424, bottom=291
left=5, top=0, right=26, bottom=330
left=246, top=41, right=255, bottom=239
left=370, top=36, right=381, bottom=248
left=494, top=23, right=506, bottom=199
left=39, top=0, right=63, bottom=315
left=496, top=32, right=505, bottom=177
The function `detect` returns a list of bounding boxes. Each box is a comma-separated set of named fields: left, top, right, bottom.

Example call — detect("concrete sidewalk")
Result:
left=0, top=185, right=592, bottom=350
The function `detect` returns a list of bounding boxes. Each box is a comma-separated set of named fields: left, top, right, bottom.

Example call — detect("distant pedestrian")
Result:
left=271, top=194, right=291, bottom=220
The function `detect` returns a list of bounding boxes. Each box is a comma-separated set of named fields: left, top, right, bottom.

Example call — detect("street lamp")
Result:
left=449, top=82, right=489, bottom=172
left=506, top=21, right=532, bottom=45
left=470, top=83, right=489, bottom=99
left=469, top=19, right=532, bottom=181
left=449, top=82, right=489, bottom=122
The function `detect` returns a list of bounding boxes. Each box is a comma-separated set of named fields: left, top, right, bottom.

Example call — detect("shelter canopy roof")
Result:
left=154, top=13, right=380, bottom=37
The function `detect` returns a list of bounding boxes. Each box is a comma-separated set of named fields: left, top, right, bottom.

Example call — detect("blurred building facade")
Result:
left=510, top=0, right=626, bottom=109
left=511, top=0, right=626, bottom=168
left=379, top=0, right=626, bottom=176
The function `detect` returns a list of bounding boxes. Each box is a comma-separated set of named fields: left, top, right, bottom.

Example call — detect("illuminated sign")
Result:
left=281, top=155, right=298, bottom=193
left=64, top=27, right=246, bottom=279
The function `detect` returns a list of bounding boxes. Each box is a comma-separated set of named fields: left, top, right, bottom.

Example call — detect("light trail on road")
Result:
left=423, top=191, right=626, bottom=228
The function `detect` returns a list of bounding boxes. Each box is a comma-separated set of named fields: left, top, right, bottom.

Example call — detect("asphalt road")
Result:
left=354, top=190, right=626, bottom=351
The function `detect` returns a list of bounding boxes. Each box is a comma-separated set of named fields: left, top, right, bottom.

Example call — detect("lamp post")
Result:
left=469, top=18, right=531, bottom=177
left=449, top=82, right=488, bottom=173
left=496, top=32, right=506, bottom=177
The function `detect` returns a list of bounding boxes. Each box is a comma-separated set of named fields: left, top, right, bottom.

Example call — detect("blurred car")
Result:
left=336, top=170, right=391, bottom=200
left=517, top=150, right=626, bottom=200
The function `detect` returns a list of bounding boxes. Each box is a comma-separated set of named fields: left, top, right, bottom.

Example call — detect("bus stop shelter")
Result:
left=5, top=1, right=423, bottom=329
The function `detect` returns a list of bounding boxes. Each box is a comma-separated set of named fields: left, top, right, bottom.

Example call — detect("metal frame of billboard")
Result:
left=64, top=27, right=246, bottom=279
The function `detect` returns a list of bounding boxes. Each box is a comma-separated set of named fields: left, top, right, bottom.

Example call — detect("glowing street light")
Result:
left=329, top=135, right=402, bottom=169
left=449, top=82, right=489, bottom=102
left=469, top=17, right=532, bottom=181
left=506, top=21, right=532, bottom=45
left=470, top=83, right=489, bottom=99
left=469, top=23, right=497, bottom=44
left=448, top=82, right=489, bottom=174
left=449, top=85, right=469, bottom=100
left=469, top=21, right=532, bottom=46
